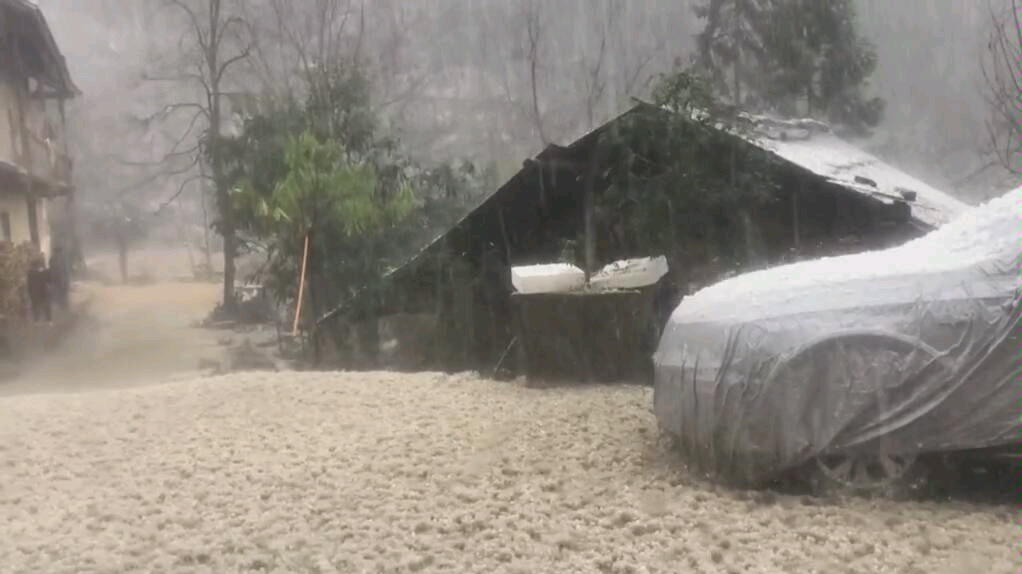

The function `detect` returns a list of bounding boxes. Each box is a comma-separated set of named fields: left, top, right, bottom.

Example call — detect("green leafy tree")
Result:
left=234, top=131, right=414, bottom=322
left=222, top=63, right=492, bottom=322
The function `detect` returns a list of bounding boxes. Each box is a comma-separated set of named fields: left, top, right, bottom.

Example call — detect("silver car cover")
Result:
left=654, top=187, right=1022, bottom=485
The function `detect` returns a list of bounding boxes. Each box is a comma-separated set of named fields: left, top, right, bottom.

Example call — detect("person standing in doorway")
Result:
left=26, top=255, right=51, bottom=323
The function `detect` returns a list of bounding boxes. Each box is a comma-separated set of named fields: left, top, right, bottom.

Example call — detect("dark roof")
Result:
left=316, top=106, right=644, bottom=324
left=317, top=102, right=964, bottom=324
left=5, top=0, right=79, bottom=97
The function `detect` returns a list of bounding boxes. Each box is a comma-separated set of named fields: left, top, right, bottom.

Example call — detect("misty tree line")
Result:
left=58, top=0, right=1007, bottom=198
left=48, top=0, right=1020, bottom=317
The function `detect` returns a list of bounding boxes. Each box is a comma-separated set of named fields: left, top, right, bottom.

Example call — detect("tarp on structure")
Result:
left=653, top=187, right=1022, bottom=486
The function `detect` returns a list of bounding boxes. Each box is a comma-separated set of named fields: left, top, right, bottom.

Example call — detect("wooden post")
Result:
left=495, top=206, right=514, bottom=374
left=497, top=206, right=512, bottom=265
left=793, top=179, right=803, bottom=251
left=463, top=230, right=474, bottom=367
left=582, top=148, right=599, bottom=284
left=580, top=147, right=601, bottom=383
left=435, top=252, right=445, bottom=370
left=291, top=230, right=311, bottom=336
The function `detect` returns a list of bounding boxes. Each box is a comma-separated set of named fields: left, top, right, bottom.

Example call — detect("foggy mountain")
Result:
left=37, top=0, right=1006, bottom=213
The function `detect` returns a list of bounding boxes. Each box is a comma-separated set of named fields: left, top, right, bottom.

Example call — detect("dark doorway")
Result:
left=26, top=198, right=38, bottom=247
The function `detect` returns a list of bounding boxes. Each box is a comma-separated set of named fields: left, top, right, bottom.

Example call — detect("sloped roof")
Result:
left=317, top=104, right=972, bottom=324
left=5, top=0, right=79, bottom=97
left=738, top=114, right=969, bottom=228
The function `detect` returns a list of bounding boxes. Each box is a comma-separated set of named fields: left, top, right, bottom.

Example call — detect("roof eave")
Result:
left=6, top=0, right=80, bottom=99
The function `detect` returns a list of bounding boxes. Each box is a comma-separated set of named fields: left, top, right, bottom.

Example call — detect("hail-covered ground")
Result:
left=0, top=248, right=1016, bottom=573
left=0, top=371, right=1016, bottom=574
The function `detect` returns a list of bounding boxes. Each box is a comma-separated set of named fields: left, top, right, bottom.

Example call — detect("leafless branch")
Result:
left=266, top=0, right=312, bottom=84
left=581, top=28, right=608, bottom=131
left=116, top=142, right=200, bottom=167
left=258, top=0, right=371, bottom=101
left=980, top=0, right=1022, bottom=174
left=624, top=52, right=655, bottom=96
left=379, top=73, right=431, bottom=110
left=215, top=43, right=254, bottom=86
left=113, top=152, right=203, bottom=199
left=353, top=3, right=366, bottom=64
left=523, top=2, right=548, bottom=146
left=162, top=109, right=207, bottom=156
left=167, top=0, right=209, bottom=53
left=126, top=102, right=209, bottom=131
left=952, top=159, right=1001, bottom=187
left=154, top=173, right=206, bottom=215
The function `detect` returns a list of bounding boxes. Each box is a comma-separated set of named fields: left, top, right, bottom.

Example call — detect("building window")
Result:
left=0, top=211, right=9, bottom=242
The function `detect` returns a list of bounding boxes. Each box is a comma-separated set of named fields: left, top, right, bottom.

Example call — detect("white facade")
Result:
left=0, top=192, right=50, bottom=257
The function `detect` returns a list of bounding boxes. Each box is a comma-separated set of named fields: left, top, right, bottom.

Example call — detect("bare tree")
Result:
left=245, top=0, right=365, bottom=97
left=250, top=0, right=433, bottom=132
left=521, top=1, right=549, bottom=146
left=139, top=0, right=256, bottom=312
left=980, top=0, right=1022, bottom=175
left=575, top=0, right=651, bottom=132
left=578, top=16, right=608, bottom=132
left=497, top=0, right=663, bottom=149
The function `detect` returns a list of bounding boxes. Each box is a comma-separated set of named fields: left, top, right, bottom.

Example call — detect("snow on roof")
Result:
left=739, top=114, right=969, bottom=228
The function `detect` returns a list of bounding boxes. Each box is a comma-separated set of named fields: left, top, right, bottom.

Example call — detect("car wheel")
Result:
left=812, top=452, right=919, bottom=496
left=772, top=331, right=948, bottom=497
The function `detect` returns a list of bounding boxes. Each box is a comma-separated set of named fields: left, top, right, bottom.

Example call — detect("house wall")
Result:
left=0, top=76, right=20, bottom=168
left=0, top=192, right=27, bottom=243
left=0, top=192, right=49, bottom=257
left=23, top=92, right=70, bottom=185
left=38, top=196, right=50, bottom=256
left=0, top=70, right=71, bottom=188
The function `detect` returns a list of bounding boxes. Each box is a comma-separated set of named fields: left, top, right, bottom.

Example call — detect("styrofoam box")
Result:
left=590, top=256, right=669, bottom=290
left=511, top=263, right=586, bottom=294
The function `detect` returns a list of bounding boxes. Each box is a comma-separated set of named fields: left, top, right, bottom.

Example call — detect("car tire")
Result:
left=809, top=451, right=926, bottom=499
left=771, top=331, right=949, bottom=498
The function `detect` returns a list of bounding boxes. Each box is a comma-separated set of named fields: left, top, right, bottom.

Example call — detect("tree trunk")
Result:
left=207, top=0, right=236, bottom=313
left=732, top=0, right=742, bottom=107
left=209, top=136, right=236, bottom=310
left=199, top=160, right=213, bottom=276
left=219, top=186, right=236, bottom=311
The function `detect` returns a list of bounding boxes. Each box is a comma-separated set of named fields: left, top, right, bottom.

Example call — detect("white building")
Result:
left=0, top=0, right=78, bottom=259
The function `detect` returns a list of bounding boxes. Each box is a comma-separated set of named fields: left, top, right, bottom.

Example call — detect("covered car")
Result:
left=653, top=187, right=1021, bottom=489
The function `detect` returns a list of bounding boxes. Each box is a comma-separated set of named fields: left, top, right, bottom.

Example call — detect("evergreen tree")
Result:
left=758, top=0, right=885, bottom=134
left=693, top=0, right=885, bottom=134
left=693, top=0, right=770, bottom=108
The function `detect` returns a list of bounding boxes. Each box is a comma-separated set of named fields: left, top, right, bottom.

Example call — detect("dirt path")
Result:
left=1, top=280, right=225, bottom=395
